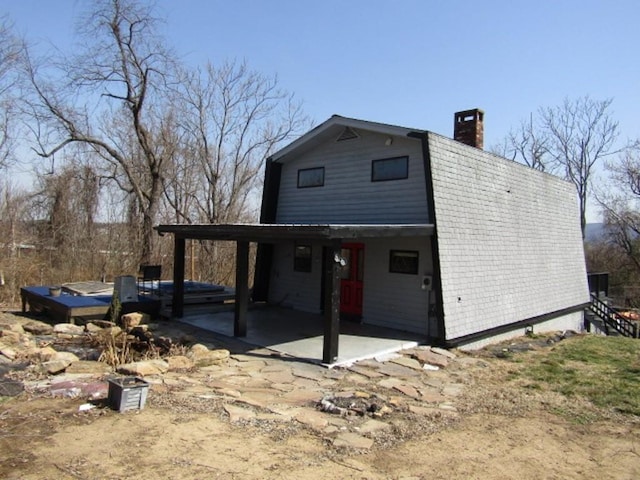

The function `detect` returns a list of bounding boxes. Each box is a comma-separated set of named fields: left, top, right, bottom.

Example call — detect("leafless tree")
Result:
left=162, top=61, right=309, bottom=283
left=597, top=147, right=640, bottom=278
left=491, top=113, right=552, bottom=172
left=23, top=0, right=176, bottom=265
left=541, top=96, right=619, bottom=238
left=497, top=97, right=620, bottom=239
left=0, top=182, right=37, bottom=303
left=165, top=61, right=309, bottom=225
left=0, top=17, right=23, bottom=171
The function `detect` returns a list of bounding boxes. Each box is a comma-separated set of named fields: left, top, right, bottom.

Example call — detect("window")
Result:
left=297, top=167, right=324, bottom=188
left=294, top=245, right=312, bottom=272
left=389, top=250, right=419, bottom=274
left=372, top=156, right=408, bottom=182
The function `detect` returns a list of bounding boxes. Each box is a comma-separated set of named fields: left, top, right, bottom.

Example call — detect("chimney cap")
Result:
left=453, top=108, right=484, bottom=149
left=455, top=108, right=484, bottom=122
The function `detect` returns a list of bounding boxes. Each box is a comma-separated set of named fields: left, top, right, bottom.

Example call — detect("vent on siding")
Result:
left=336, top=126, right=359, bottom=142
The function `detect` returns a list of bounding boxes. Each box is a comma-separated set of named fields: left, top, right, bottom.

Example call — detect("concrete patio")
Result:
left=175, top=304, right=426, bottom=366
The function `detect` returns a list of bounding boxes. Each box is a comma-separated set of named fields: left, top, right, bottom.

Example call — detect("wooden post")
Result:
left=234, top=241, right=249, bottom=337
left=323, top=241, right=341, bottom=364
left=172, top=236, right=186, bottom=318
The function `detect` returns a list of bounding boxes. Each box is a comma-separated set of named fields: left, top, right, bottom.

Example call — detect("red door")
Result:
left=340, top=243, right=364, bottom=317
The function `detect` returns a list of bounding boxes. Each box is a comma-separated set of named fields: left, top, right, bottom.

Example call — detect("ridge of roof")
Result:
left=270, top=115, right=427, bottom=162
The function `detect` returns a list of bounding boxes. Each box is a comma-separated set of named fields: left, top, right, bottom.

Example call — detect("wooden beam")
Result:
left=323, top=241, right=341, bottom=364
left=172, top=237, right=186, bottom=318
left=234, top=241, right=250, bottom=337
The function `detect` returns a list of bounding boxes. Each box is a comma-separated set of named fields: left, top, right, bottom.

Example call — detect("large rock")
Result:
left=30, top=346, right=58, bottom=362
left=0, top=329, right=34, bottom=347
left=0, top=322, right=25, bottom=333
left=430, top=347, right=457, bottom=359
left=53, top=323, right=85, bottom=335
left=0, top=344, right=18, bottom=361
left=53, top=351, right=80, bottom=364
left=413, top=349, right=449, bottom=368
left=85, top=322, right=104, bottom=334
left=42, top=359, right=72, bottom=374
left=65, top=360, right=113, bottom=375
left=23, top=320, right=54, bottom=335
left=166, top=355, right=194, bottom=371
left=116, top=359, right=169, bottom=376
left=1, top=335, right=36, bottom=358
left=39, top=350, right=80, bottom=374
left=121, top=312, right=150, bottom=330
left=188, top=344, right=230, bottom=367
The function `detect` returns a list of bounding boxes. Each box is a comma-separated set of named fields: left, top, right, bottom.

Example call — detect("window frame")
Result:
left=371, top=156, right=409, bottom=182
left=389, top=249, right=419, bottom=275
left=293, top=244, right=313, bottom=272
left=297, top=167, right=325, bottom=188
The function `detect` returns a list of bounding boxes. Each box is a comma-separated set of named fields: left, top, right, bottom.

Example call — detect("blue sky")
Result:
left=2, top=0, right=639, bottom=219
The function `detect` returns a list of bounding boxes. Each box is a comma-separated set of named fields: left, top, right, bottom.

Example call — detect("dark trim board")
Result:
left=408, top=130, right=446, bottom=346
left=156, top=223, right=434, bottom=243
left=444, top=302, right=590, bottom=348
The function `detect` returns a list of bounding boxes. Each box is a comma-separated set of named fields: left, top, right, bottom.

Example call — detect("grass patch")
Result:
left=517, top=335, right=640, bottom=416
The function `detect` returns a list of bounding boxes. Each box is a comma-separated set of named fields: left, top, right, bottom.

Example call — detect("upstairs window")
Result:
left=294, top=245, right=312, bottom=272
left=297, top=167, right=325, bottom=188
left=371, top=156, right=408, bottom=182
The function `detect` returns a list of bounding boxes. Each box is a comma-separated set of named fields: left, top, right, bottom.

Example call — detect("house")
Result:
left=157, top=109, right=590, bottom=364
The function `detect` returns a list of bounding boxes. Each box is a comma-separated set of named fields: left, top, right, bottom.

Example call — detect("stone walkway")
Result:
left=147, top=340, right=488, bottom=450
left=0, top=313, right=491, bottom=451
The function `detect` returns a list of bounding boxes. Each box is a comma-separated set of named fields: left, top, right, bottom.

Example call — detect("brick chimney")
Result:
left=454, top=108, right=484, bottom=149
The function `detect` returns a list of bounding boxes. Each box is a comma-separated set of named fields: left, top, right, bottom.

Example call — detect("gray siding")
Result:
left=428, top=133, right=589, bottom=341
left=276, top=130, right=428, bottom=224
left=361, top=237, right=433, bottom=334
left=268, top=241, right=323, bottom=313
left=268, top=237, right=433, bottom=335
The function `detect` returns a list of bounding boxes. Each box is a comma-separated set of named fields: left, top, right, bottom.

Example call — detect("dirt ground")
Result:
left=1, top=313, right=639, bottom=479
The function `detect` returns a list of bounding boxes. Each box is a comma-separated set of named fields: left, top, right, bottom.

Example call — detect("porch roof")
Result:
left=155, top=223, right=435, bottom=243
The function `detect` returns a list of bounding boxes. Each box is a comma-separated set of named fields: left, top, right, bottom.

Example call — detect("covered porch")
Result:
left=155, top=223, right=435, bottom=365
left=177, top=304, right=425, bottom=366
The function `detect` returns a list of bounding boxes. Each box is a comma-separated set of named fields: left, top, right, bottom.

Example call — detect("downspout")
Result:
left=407, top=131, right=446, bottom=346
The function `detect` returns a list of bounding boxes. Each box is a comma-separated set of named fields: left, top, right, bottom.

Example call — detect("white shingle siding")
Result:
left=276, top=130, right=428, bottom=224
left=428, top=133, right=589, bottom=341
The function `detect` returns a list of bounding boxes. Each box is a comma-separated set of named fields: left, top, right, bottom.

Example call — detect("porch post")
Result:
left=323, top=240, right=341, bottom=364
left=234, top=240, right=250, bottom=337
left=172, top=236, right=186, bottom=318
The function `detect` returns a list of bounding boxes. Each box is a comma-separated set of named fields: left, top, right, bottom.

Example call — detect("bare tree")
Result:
left=541, top=96, right=619, bottom=238
left=497, top=97, right=620, bottom=238
left=598, top=147, right=640, bottom=277
left=491, top=113, right=552, bottom=172
left=161, top=60, right=309, bottom=282
left=165, top=61, right=309, bottom=225
left=24, top=0, right=176, bottom=265
left=0, top=17, right=23, bottom=171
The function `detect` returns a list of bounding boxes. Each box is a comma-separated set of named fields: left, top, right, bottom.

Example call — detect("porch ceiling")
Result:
left=155, top=223, right=435, bottom=243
